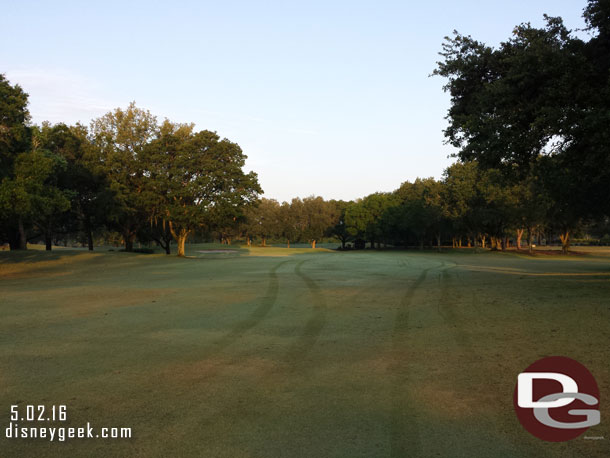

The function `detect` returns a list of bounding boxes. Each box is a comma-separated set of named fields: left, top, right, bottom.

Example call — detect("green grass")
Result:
left=1, top=246, right=609, bottom=457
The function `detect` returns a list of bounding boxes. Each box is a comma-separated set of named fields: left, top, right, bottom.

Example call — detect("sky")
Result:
left=1, top=0, right=590, bottom=202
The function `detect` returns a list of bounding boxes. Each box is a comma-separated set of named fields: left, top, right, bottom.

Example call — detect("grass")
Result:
left=1, top=245, right=609, bottom=457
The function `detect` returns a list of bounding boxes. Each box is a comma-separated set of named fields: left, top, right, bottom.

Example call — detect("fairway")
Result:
left=1, top=247, right=609, bottom=457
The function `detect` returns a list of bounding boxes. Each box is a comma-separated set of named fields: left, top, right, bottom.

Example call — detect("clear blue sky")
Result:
left=1, top=0, right=588, bottom=202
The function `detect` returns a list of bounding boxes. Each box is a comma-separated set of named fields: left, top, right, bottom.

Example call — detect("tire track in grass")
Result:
left=435, top=264, right=527, bottom=456
left=216, top=259, right=290, bottom=348
left=437, top=265, right=472, bottom=350
left=189, top=258, right=328, bottom=453
left=162, top=259, right=290, bottom=383
left=283, top=259, right=327, bottom=364
left=390, top=259, right=440, bottom=458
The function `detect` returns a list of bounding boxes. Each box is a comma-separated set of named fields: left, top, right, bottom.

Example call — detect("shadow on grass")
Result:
left=0, top=249, right=80, bottom=264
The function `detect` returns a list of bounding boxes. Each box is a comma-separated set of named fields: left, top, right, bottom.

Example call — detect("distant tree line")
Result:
left=233, top=161, right=609, bottom=252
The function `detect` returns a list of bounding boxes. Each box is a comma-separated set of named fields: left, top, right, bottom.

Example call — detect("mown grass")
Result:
left=1, top=246, right=609, bottom=457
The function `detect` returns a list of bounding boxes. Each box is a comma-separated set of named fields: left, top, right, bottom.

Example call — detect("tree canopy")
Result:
left=434, top=0, right=610, bottom=252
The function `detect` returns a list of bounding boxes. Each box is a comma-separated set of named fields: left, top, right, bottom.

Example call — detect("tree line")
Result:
left=227, top=161, right=609, bottom=252
left=1, top=0, right=608, bottom=256
left=0, top=90, right=260, bottom=256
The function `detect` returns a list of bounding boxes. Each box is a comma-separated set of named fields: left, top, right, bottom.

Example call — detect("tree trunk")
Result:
left=176, top=229, right=190, bottom=257
left=527, top=227, right=533, bottom=253
left=311, top=240, right=316, bottom=249
left=501, top=237, right=507, bottom=251
left=480, top=235, right=486, bottom=248
left=559, top=230, right=570, bottom=254
left=341, top=238, right=346, bottom=249
left=437, top=233, right=441, bottom=252
left=490, top=236, right=497, bottom=251
left=262, top=236, right=266, bottom=247
left=86, top=224, right=94, bottom=251
left=17, top=217, right=27, bottom=250
left=124, top=229, right=136, bottom=252
left=246, top=237, right=251, bottom=247
left=516, top=229, right=524, bottom=250
left=153, top=236, right=170, bottom=255
left=177, top=234, right=186, bottom=257
left=419, top=239, right=424, bottom=250
left=45, top=231, right=52, bottom=251
left=287, top=239, right=290, bottom=248
left=8, top=229, right=19, bottom=251
left=168, top=222, right=190, bottom=257
left=161, top=237, right=171, bottom=255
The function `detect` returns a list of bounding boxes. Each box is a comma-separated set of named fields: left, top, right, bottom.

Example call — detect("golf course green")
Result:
left=1, top=246, right=609, bottom=457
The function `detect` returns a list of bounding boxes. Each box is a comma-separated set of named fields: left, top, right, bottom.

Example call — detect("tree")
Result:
left=299, top=196, right=337, bottom=249
left=434, top=17, right=586, bottom=172
left=393, top=178, right=447, bottom=250
left=0, top=146, right=71, bottom=250
left=434, top=2, right=610, bottom=252
left=0, top=74, right=31, bottom=249
left=279, top=200, right=300, bottom=248
left=245, top=198, right=281, bottom=247
left=473, top=169, right=521, bottom=251
left=31, top=122, right=111, bottom=251
left=64, top=124, right=113, bottom=251
left=346, top=193, right=398, bottom=248
left=138, top=221, right=173, bottom=254
left=511, top=168, right=551, bottom=252
left=329, top=200, right=351, bottom=249
left=442, top=162, right=479, bottom=246
left=90, top=102, right=158, bottom=252
left=143, top=121, right=261, bottom=256
left=28, top=125, right=76, bottom=250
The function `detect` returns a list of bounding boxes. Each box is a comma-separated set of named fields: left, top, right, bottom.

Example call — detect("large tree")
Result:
left=63, top=124, right=113, bottom=251
left=434, top=0, right=610, bottom=252
left=31, top=123, right=110, bottom=251
left=0, top=74, right=32, bottom=249
left=0, top=146, right=70, bottom=250
left=143, top=121, right=261, bottom=256
left=90, top=102, right=158, bottom=251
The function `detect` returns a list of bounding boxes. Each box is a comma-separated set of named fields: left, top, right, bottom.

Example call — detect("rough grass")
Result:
left=1, top=246, right=609, bottom=457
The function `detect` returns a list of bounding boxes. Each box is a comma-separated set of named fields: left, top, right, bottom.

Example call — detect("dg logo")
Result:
left=513, top=356, right=601, bottom=441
